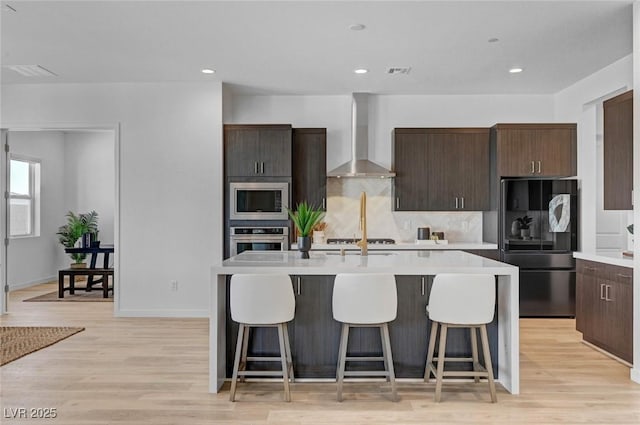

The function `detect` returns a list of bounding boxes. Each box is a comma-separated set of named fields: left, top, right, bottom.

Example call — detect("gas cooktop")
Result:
left=326, top=238, right=396, bottom=245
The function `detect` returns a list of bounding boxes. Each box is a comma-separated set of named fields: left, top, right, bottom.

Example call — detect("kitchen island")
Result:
left=210, top=250, right=519, bottom=394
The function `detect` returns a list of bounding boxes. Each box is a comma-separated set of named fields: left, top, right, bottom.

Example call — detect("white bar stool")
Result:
left=229, top=274, right=295, bottom=402
left=424, top=273, right=497, bottom=403
left=332, top=273, right=398, bottom=402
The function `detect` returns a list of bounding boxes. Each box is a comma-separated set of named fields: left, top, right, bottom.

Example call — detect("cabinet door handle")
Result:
left=297, top=276, right=301, bottom=295
left=600, top=283, right=606, bottom=300
left=455, top=197, right=459, bottom=209
left=605, top=284, right=612, bottom=301
left=322, top=198, right=326, bottom=210
left=254, top=161, right=259, bottom=174
left=396, top=197, right=400, bottom=209
left=461, top=197, right=465, bottom=209
left=530, top=161, right=535, bottom=174
left=261, top=162, right=265, bottom=174
left=421, top=276, right=425, bottom=296
left=537, top=160, right=541, bottom=174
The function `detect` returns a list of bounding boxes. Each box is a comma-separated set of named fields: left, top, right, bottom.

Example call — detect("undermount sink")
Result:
left=325, top=252, right=397, bottom=256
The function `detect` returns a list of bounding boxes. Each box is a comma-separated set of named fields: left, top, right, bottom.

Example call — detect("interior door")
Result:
left=1, top=130, right=8, bottom=314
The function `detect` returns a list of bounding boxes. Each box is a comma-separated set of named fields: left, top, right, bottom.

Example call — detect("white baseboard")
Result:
left=115, top=309, right=208, bottom=318
left=9, top=275, right=56, bottom=291
left=631, top=368, right=640, bottom=384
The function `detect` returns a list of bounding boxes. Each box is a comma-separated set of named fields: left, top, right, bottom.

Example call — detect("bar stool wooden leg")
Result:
left=239, top=326, right=250, bottom=383
left=470, top=326, right=480, bottom=383
left=424, top=321, right=438, bottom=382
left=336, top=323, right=349, bottom=402
left=283, top=323, right=295, bottom=382
left=230, top=324, right=246, bottom=402
left=381, top=323, right=397, bottom=402
left=379, top=325, right=389, bottom=379
left=434, top=323, right=448, bottom=402
left=480, top=324, right=497, bottom=403
left=277, top=324, right=291, bottom=402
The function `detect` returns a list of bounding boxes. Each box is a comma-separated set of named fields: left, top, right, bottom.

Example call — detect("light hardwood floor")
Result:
left=1, top=282, right=639, bottom=424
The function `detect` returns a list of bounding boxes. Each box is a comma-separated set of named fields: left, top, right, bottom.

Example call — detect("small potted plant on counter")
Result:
left=287, top=202, right=324, bottom=259
left=517, top=215, right=533, bottom=239
left=57, top=210, right=99, bottom=268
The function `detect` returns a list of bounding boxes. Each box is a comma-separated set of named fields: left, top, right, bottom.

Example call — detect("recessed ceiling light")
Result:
left=354, top=68, right=368, bottom=74
left=488, top=37, right=499, bottom=43
left=201, top=68, right=215, bottom=74
left=509, top=67, right=523, bottom=74
left=349, top=24, right=366, bottom=31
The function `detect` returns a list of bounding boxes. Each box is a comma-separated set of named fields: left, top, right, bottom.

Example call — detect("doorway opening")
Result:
left=1, top=126, right=119, bottom=314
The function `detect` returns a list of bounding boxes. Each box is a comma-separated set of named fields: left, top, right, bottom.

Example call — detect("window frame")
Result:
left=9, top=155, right=41, bottom=238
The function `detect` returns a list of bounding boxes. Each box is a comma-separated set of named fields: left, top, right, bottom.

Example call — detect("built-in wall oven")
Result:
left=229, top=182, right=289, bottom=220
left=229, top=227, right=289, bottom=256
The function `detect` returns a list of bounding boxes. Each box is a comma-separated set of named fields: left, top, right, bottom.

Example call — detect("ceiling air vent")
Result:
left=5, top=65, right=57, bottom=77
left=386, top=67, right=411, bottom=75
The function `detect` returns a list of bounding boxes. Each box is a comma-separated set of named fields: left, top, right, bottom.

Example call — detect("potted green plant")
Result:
left=287, top=202, right=324, bottom=259
left=517, top=215, right=533, bottom=239
left=57, top=211, right=99, bottom=268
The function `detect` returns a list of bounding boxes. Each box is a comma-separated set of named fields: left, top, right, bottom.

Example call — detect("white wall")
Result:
left=554, top=54, right=634, bottom=252
left=7, top=131, right=66, bottom=289
left=63, top=131, right=115, bottom=248
left=1, top=82, right=223, bottom=317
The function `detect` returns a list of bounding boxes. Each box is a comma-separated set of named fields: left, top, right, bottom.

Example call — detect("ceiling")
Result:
left=0, top=1, right=633, bottom=95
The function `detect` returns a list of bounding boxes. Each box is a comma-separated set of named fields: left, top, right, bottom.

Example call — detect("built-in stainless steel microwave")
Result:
left=229, top=182, right=289, bottom=220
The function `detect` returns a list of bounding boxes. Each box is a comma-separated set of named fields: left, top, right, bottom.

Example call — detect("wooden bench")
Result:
left=58, top=268, right=114, bottom=298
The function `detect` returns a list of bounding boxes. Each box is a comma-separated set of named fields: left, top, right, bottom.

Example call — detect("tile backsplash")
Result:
left=323, top=179, right=483, bottom=243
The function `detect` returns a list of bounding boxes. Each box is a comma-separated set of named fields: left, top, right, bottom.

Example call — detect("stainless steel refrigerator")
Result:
left=500, top=179, right=578, bottom=317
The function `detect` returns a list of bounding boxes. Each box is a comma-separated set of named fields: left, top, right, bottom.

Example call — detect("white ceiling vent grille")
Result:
left=4, top=65, right=57, bottom=77
left=386, top=67, right=412, bottom=75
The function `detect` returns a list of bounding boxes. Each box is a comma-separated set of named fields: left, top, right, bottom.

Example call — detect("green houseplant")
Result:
left=287, top=202, right=324, bottom=259
left=57, top=211, right=99, bottom=267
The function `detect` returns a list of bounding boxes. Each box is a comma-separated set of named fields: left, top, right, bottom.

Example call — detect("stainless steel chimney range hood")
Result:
left=327, top=93, right=396, bottom=178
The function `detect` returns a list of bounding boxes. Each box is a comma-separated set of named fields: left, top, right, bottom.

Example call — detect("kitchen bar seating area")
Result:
left=210, top=250, right=520, bottom=400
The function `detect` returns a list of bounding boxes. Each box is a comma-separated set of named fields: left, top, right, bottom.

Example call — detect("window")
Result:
left=9, top=157, right=40, bottom=237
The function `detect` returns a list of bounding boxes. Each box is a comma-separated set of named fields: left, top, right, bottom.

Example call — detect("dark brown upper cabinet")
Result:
left=224, top=124, right=292, bottom=177
left=493, top=124, right=577, bottom=177
left=393, top=128, right=490, bottom=211
left=292, top=128, right=327, bottom=210
left=604, top=90, right=633, bottom=210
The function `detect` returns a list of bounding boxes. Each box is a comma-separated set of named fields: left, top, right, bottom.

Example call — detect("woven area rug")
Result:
left=24, top=290, right=112, bottom=302
left=1, top=326, right=85, bottom=366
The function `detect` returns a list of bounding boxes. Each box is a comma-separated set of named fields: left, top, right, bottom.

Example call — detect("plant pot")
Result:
left=298, top=236, right=312, bottom=259
left=70, top=262, right=87, bottom=269
left=520, top=228, right=530, bottom=239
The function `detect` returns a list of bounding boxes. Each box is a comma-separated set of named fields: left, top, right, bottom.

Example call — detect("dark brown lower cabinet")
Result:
left=291, top=275, right=340, bottom=378
left=226, top=274, right=499, bottom=378
left=576, top=259, right=633, bottom=363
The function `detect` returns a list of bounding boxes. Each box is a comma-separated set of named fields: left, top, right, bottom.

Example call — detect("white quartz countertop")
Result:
left=214, top=250, right=516, bottom=275
left=291, top=242, right=498, bottom=251
left=573, top=251, right=634, bottom=268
